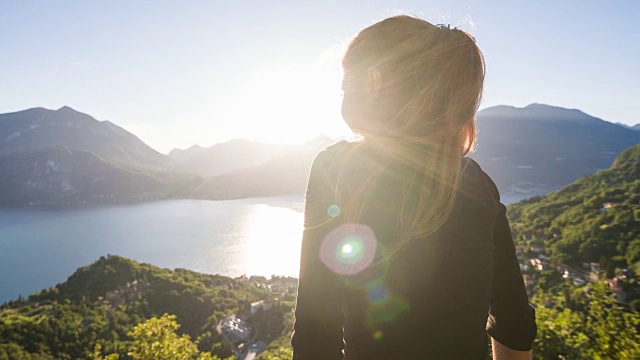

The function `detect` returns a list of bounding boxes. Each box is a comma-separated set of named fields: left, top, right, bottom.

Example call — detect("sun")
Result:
left=209, top=55, right=353, bottom=145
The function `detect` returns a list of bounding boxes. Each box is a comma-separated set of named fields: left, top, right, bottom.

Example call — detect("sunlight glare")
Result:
left=241, top=203, right=303, bottom=277
left=208, top=55, right=351, bottom=144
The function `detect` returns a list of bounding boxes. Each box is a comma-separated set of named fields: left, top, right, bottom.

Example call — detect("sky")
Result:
left=1, top=0, right=638, bottom=153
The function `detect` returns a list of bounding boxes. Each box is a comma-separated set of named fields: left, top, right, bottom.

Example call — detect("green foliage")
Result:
left=254, top=310, right=294, bottom=360
left=0, top=255, right=270, bottom=360
left=126, top=314, right=220, bottom=360
left=507, top=144, right=640, bottom=267
left=92, top=343, right=120, bottom=360
left=534, top=269, right=564, bottom=294
left=262, top=347, right=293, bottom=360
left=532, top=282, right=640, bottom=359
left=5, top=252, right=640, bottom=359
left=0, top=342, right=54, bottom=360
left=505, top=145, right=640, bottom=358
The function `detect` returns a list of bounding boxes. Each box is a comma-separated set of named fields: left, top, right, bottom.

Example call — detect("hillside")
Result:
left=0, top=107, right=170, bottom=169
left=0, top=256, right=280, bottom=359
left=616, top=122, right=640, bottom=131
left=0, top=107, right=202, bottom=206
left=168, top=139, right=293, bottom=177
left=507, top=143, right=640, bottom=268
left=0, top=146, right=198, bottom=206
left=193, top=136, right=331, bottom=200
left=473, top=104, right=640, bottom=198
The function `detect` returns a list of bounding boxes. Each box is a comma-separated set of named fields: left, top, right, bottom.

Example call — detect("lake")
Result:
left=0, top=196, right=305, bottom=303
left=0, top=193, right=527, bottom=304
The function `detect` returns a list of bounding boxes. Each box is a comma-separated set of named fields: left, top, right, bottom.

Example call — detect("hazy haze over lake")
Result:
left=0, top=196, right=304, bottom=303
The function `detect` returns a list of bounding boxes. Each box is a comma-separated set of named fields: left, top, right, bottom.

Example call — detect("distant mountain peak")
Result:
left=478, top=103, right=598, bottom=123
left=524, top=103, right=570, bottom=110
left=616, top=122, right=640, bottom=131
left=27, top=106, right=47, bottom=112
left=57, top=105, right=76, bottom=112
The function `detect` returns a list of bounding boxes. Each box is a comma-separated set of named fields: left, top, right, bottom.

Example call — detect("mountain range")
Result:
left=0, top=104, right=638, bottom=206
left=168, top=139, right=293, bottom=177
left=472, top=103, right=640, bottom=198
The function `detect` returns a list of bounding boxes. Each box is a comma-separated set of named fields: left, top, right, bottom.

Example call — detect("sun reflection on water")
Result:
left=239, top=203, right=303, bottom=277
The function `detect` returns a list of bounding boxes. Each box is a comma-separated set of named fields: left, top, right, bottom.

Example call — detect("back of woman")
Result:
left=291, top=15, right=536, bottom=359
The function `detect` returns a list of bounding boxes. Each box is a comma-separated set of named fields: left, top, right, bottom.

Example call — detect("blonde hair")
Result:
left=337, top=15, right=485, bottom=258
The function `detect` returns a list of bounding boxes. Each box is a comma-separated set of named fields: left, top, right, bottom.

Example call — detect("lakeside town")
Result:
left=518, top=237, right=636, bottom=306
left=218, top=275, right=298, bottom=360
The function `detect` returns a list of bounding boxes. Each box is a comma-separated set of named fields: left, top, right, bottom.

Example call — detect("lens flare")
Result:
left=344, top=241, right=390, bottom=290
left=367, top=281, right=389, bottom=305
left=327, top=204, right=341, bottom=217
left=320, top=224, right=377, bottom=275
left=367, top=295, right=411, bottom=328
left=372, top=329, right=383, bottom=341
left=342, top=243, right=353, bottom=254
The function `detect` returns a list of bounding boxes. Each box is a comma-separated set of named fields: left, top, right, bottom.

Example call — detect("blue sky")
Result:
left=1, top=1, right=638, bottom=152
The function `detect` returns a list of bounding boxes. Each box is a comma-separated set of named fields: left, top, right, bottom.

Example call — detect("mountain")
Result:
left=472, top=104, right=640, bottom=199
left=168, top=139, right=293, bottom=177
left=616, top=122, right=640, bottom=131
left=506, top=143, right=640, bottom=269
left=194, top=104, right=639, bottom=202
left=0, top=107, right=195, bottom=206
left=204, top=104, right=639, bottom=203
left=193, top=135, right=333, bottom=199
left=0, top=106, right=170, bottom=169
left=0, top=146, right=198, bottom=206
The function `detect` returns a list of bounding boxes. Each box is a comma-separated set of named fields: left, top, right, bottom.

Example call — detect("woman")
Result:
left=292, top=16, right=536, bottom=359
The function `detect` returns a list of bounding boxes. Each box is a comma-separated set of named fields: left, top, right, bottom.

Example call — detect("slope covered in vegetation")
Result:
left=0, top=256, right=272, bottom=359
left=507, top=144, right=640, bottom=270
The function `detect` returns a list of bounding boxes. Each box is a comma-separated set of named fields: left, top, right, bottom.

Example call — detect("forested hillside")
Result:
left=507, top=144, right=640, bottom=270
left=0, top=256, right=286, bottom=359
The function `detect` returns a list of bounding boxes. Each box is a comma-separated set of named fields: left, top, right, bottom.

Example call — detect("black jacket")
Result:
left=292, top=141, right=536, bottom=359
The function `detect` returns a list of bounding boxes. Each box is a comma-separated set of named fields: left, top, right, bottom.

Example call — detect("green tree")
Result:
left=264, top=347, right=293, bottom=360
left=533, top=282, right=640, bottom=359
left=582, top=282, right=640, bottom=359
left=126, top=314, right=220, bottom=360
left=91, top=344, right=119, bottom=360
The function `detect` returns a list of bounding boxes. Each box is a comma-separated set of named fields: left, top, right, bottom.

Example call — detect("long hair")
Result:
left=336, top=15, right=485, bottom=258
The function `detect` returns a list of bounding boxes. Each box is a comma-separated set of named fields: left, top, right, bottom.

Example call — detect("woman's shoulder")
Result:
left=317, top=139, right=358, bottom=156
left=312, top=139, right=360, bottom=168
left=460, top=157, right=501, bottom=203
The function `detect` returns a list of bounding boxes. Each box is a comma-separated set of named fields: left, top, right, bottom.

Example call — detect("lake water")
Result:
left=0, top=193, right=526, bottom=304
left=0, top=196, right=305, bottom=303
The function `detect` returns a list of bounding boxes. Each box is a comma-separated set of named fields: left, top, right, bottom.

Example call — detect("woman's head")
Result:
left=335, top=16, right=486, bottom=255
left=341, top=15, right=484, bottom=155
